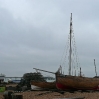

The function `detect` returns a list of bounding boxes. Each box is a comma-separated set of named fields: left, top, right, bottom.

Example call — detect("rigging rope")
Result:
left=59, top=26, right=80, bottom=76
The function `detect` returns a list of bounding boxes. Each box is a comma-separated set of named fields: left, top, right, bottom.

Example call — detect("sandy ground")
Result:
left=1, top=91, right=99, bottom=99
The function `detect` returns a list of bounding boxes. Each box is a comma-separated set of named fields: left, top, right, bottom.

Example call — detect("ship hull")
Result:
left=31, top=85, right=42, bottom=90
left=57, top=75, right=99, bottom=90
left=31, top=81, right=56, bottom=89
left=56, top=82, right=76, bottom=90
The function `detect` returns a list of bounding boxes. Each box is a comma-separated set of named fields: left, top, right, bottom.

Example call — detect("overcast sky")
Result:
left=0, top=0, right=99, bottom=77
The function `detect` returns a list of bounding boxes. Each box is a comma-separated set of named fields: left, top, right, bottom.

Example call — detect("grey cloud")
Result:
left=0, top=0, right=99, bottom=77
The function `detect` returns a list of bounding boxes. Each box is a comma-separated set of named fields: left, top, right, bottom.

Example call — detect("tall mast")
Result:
left=80, top=67, right=81, bottom=76
left=69, top=13, right=72, bottom=75
left=94, top=59, right=97, bottom=77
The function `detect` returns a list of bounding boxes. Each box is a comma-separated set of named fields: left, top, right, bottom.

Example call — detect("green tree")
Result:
left=16, top=72, right=46, bottom=90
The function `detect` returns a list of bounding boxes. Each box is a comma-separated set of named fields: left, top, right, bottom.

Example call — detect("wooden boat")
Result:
left=30, top=81, right=56, bottom=90
left=57, top=75, right=99, bottom=90
left=32, top=14, right=99, bottom=91
left=56, top=13, right=99, bottom=91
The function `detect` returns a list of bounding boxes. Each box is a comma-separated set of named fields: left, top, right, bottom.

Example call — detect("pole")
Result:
left=69, top=13, right=72, bottom=75
left=33, top=68, right=55, bottom=74
left=94, top=59, right=97, bottom=77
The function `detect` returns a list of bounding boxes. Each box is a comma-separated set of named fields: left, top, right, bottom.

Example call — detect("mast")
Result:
left=94, top=59, right=97, bottom=77
left=80, top=67, right=81, bottom=77
left=69, top=13, right=72, bottom=75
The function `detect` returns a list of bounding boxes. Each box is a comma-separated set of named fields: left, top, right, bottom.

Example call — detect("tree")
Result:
left=16, top=72, right=46, bottom=90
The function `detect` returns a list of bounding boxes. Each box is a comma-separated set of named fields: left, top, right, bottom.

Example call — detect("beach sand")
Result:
left=1, top=91, right=99, bottom=99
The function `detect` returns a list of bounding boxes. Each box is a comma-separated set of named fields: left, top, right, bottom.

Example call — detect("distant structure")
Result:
left=44, top=76, right=55, bottom=82
left=0, top=74, right=5, bottom=83
left=4, top=77, right=22, bottom=83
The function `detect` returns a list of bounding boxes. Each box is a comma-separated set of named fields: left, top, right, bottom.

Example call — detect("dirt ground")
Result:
left=1, top=91, right=99, bottom=99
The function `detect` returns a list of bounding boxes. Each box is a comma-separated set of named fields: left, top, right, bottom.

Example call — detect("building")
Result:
left=0, top=74, right=5, bottom=83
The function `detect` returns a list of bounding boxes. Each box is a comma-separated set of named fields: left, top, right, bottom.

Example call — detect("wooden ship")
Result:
left=31, top=69, right=56, bottom=90
left=32, top=13, right=99, bottom=91
left=56, top=13, right=99, bottom=91
left=30, top=81, right=56, bottom=90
